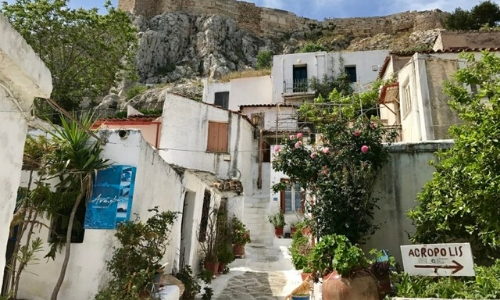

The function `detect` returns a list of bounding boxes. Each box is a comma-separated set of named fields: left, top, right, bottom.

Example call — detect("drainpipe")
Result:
left=257, top=129, right=263, bottom=189
left=155, top=122, right=160, bottom=148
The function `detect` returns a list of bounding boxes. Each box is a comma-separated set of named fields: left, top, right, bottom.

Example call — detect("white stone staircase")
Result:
left=243, top=196, right=275, bottom=245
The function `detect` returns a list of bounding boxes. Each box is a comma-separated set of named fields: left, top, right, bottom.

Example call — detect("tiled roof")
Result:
left=96, top=115, right=161, bottom=122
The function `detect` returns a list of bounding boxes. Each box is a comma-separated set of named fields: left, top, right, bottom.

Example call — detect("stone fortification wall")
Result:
left=119, top=0, right=445, bottom=37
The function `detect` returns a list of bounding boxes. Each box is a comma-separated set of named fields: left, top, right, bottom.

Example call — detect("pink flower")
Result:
left=322, top=169, right=328, bottom=175
left=361, top=145, right=369, bottom=153
left=294, top=141, right=302, bottom=148
left=322, top=147, right=329, bottom=154
left=274, top=145, right=281, bottom=153
left=370, top=123, right=376, bottom=129
left=310, top=153, right=317, bottom=159
left=361, top=162, right=367, bottom=168
left=290, top=135, right=295, bottom=140
left=297, top=132, right=303, bottom=138
left=354, top=130, right=360, bottom=137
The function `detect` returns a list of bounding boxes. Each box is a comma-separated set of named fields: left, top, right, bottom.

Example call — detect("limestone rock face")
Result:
left=135, top=12, right=268, bottom=84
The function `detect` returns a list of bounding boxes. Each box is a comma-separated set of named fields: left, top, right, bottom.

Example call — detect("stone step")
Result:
left=244, top=202, right=269, bottom=209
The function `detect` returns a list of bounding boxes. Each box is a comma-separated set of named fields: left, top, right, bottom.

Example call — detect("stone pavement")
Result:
left=209, top=242, right=304, bottom=300
left=216, top=271, right=286, bottom=300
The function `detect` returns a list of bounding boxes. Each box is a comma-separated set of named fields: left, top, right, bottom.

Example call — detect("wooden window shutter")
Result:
left=217, top=122, right=228, bottom=153
left=207, top=121, right=229, bottom=153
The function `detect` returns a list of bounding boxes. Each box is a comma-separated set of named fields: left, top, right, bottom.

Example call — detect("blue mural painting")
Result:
left=84, top=165, right=137, bottom=229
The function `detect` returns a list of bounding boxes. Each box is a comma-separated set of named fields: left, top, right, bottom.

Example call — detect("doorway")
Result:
left=180, top=191, right=196, bottom=268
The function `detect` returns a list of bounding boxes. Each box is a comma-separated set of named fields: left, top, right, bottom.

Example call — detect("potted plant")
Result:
left=290, top=223, right=313, bottom=280
left=310, top=234, right=378, bottom=300
left=199, top=207, right=220, bottom=278
left=268, top=211, right=286, bottom=237
left=217, top=208, right=235, bottom=273
left=290, top=221, right=298, bottom=236
left=94, top=209, right=178, bottom=299
left=231, top=216, right=251, bottom=257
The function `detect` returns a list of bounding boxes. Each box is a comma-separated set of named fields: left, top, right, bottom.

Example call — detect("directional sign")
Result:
left=400, top=243, right=475, bottom=276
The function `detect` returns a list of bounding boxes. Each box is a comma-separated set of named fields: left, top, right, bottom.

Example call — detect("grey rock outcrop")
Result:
left=135, top=12, right=270, bottom=84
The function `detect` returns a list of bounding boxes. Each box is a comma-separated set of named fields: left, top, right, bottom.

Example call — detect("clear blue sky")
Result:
left=6, top=0, right=500, bottom=19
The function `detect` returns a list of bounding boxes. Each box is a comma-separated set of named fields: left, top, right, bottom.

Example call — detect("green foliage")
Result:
left=408, top=52, right=500, bottom=264
left=126, top=86, right=148, bottom=100
left=299, top=42, right=327, bottom=53
left=95, top=209, right=178, bottom=299
left=309, top=234, right=369, bottom=277
left=230, top=216, right=250, bottom=245
left=268, top=211, right=286, bottom=228
left=175, top=265, right=201, bottom=300
left=201, top=287, right=213, bottom=300
left=256, top=50, right=273, bottom=69
left=216, top=206, right=235, bottom=265
left=445, top=1, right=500, bottom=30
left=1, top=0, right=137, bottom=112
left=309, top=73, right=353, bottom=99
left=290, top=228, right=312, bottom=271
left=301, top=79, right=386, bottom=123
left=273, top=115, right=397, bottom=242
left=393, top=260, right=500, bottom=298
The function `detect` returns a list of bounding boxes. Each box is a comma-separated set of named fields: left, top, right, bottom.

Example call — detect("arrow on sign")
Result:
left=414, top=260, right=464, bottom=274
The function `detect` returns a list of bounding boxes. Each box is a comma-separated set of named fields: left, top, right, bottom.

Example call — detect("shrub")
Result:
left=126, top=85, right=148, bottom=100
left=256, top=50, right=273, bottom=69
left=299, top=42, right=327, bottom=53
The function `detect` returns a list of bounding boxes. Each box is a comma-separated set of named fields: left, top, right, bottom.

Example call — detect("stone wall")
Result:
left=118, top=0, right=446, bottom=37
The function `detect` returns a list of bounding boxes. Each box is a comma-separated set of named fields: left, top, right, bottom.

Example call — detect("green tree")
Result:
left=1, top=0, right=137, bottom=113
left=256, top=50, right=273, bottom=69
left=273, top=93, right=398, bottom=242
left=445, top=1, right=500, bottom=30
left=408, top=52, right=500, bottom=264
left=47, top=114, right=110, bottom=300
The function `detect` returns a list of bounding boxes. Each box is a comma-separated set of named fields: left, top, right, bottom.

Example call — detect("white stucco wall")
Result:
left=240, top=106, right=298, bottom=132
left=203, top=76, right=273, bottom=111
left=364, top=141, right=454, bottom=265
left=160, top=93, right=257, bottom=189
left=271, top=50, right=389, bottom=103
left=0, top=12, right=52, bottom=286
left=17, top=130, right=224, bottom=299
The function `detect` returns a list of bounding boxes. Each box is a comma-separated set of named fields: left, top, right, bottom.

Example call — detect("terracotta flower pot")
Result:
left=376, top=273, right=392, bottom=300
left=322, top=271, right=378, bottom=300
left=301, top=272, right=312, bottom=281
left=204, top=261, right=219, bottom=278
left=233, top=244, right=245, bottom=258
left=275, top=227, right=284, bottom=237
left=218, top=262, right=226, bottom=274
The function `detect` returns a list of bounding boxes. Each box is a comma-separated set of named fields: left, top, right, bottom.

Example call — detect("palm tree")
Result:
left=48, top=114, right=109, bottom=300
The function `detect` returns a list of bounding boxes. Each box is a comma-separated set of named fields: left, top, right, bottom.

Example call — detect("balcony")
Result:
left=282, top=79, right=316, bottom=101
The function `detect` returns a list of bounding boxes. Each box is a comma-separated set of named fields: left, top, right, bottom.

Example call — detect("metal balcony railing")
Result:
left=283, top=79, right=311, bottom=94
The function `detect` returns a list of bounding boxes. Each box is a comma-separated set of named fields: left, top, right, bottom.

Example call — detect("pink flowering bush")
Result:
left=231, top=217, right=251, bottom=245
left=272, top=115, right=398, bottom=243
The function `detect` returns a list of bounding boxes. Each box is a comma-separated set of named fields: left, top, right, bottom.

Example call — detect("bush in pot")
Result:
left=199, top=207, right=219, bottom=278
left=216, top=206, right=235, bottom=272
left=231, top=216, right=250, bottom=257
left=290, top=224, right=313, bottom=280
left=94, top=208, right=178, bottom=300
left=268, top=211, right=286, bottom=237
left=309, top=234, right=378, bottom=300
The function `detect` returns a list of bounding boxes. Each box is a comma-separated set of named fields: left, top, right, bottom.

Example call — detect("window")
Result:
left=198, top=190, right=211, bottom=242
left=402, top=83, right=412, bottom=118
left=207, top=121, right=228, bottom=153
left=345, top=66, right=357, bottom=83
left=262, top=141, right=271, bottom=163
left=293, top=65, right=308, bottom=92
left=280, top=179, right=304, bottom=213
left=49, top=198, right=87, bottom=243
left=214, top=92, right=229, bottom=109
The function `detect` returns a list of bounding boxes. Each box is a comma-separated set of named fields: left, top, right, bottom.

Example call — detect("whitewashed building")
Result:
left=0, top=13, right=52, bottom=287
left=378, top=49, right=496, bottom=142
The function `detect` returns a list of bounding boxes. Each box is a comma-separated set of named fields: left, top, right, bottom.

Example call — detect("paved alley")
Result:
left=210, top=243, right=303, bottom=300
